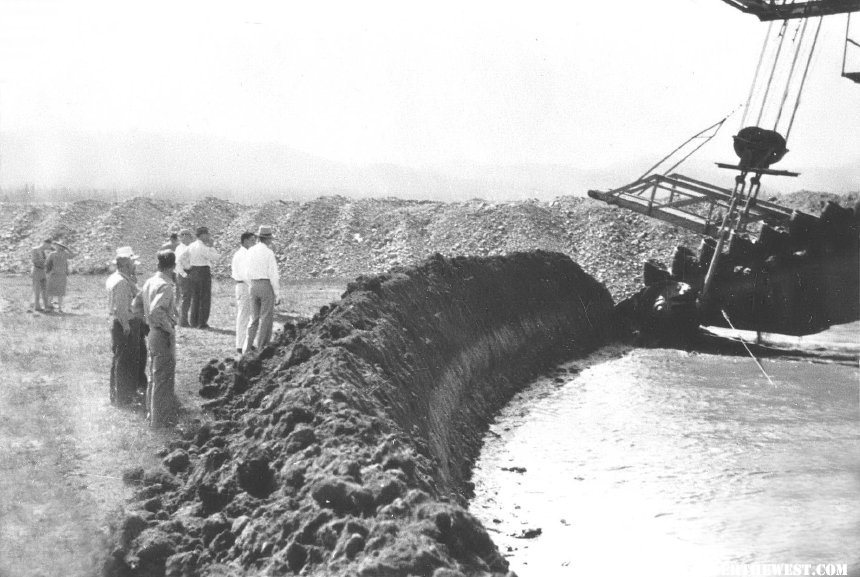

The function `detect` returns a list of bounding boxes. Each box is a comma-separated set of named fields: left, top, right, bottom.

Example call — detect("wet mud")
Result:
left=105, top=251, right=614, bottom=576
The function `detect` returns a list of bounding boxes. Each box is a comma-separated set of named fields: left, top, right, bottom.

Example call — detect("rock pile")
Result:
left=0, top=191, right=855, bottom=299
left=105, top=251, right=614, bottom=577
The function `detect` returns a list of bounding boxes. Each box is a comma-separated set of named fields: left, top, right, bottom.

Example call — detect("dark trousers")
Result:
left=110, top=318, right=147, bottom=405
left=178, top=275, right=192, bottom=327
left=188, top=266, right=212, bottom=328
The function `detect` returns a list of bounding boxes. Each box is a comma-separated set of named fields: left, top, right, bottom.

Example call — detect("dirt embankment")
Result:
left=105, top=251, right=613, bottom=577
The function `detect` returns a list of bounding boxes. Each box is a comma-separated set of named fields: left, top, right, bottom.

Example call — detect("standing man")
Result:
left=243, top=225, right=280, bottom=353
left=140, top=250, right=178, bottom=428
left=174, top=229, right=194, bottom=327
left=185, top=226, right=219, bottom=329
left=31, top=238, right=53, bottom=311
left=231, top=232, right=257, bottom=354
left=106, top=246, right=147, bottom=406
left=160, top=232, right=179, bottom=252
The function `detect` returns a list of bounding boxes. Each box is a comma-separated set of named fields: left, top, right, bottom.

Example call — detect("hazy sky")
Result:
left=0, top=0, right=857, bottom=196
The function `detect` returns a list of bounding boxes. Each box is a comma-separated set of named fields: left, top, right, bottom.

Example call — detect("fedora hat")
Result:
left=115, top=246, right=138, bottom=260
left=256, top=225, right=274, bottom=238
left=195, top=226, right=210, bottom=236
left=52, top=240, right=69, bottom=250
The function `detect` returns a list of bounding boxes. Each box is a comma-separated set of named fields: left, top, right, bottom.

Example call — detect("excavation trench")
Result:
left=106, top=251, right=614, bottom=577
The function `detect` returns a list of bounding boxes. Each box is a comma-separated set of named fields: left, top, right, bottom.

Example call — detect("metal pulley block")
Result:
left=732, top=126, right=788, bottom=170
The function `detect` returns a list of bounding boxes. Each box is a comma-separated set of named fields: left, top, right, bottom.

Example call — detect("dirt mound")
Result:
left=105, top=251, right=614, bottom=577
left=2, top=192, right=855, bottom=299
left=74, top=198, right=179, bottom=274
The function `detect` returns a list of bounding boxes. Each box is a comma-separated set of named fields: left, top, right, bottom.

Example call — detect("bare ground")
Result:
left=0, top=274, right=344, bottom=577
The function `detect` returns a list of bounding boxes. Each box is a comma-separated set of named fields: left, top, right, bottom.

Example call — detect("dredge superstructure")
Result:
left=589, top=0, right=859, bottom=339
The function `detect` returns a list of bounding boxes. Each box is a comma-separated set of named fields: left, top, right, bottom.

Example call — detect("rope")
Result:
left=844, top=14, right=850, bottom=76
left=774, top=17, right=809, bottom=130
left=636, top=112, right=734, bottom=181
left=786, top=16, right=823, bottom=142
left=755, top=19, right=790, bottom=127
left=741, top=20, right=775, bottom=128
left=721, top=309, right=776, bottom=386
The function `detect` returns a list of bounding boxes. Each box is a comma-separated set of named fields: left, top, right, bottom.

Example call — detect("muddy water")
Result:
left=470, top=328, right=860, bottom=577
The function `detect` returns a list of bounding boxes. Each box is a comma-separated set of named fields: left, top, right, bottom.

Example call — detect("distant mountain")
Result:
left=0, top=130, right=856, bottom=202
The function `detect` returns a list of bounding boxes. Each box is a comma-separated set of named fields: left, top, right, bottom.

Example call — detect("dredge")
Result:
left=589, top=0, right=860, bottom=340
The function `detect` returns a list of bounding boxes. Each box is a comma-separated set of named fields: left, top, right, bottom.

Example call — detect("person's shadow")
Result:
left=202, top=327, right=234, bottom=335
left=274, top=311, right=305, bottom=324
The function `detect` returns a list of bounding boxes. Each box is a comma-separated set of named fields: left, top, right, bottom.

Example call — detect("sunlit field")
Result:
left=0, top=273, right=345, bottom=577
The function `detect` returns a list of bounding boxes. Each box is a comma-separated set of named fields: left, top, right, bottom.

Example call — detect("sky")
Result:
left=0, top=0, right=857, bottom=199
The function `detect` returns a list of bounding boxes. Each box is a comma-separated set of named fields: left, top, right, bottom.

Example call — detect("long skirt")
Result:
left=46, top=272, right=68, bottom=297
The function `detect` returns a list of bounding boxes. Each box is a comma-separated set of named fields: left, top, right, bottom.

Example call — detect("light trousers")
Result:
left=235, top=281, right=251, bottom=350
left=146, top=327, right=176, bottom=427
left=244, top=279, right=275, bottom=353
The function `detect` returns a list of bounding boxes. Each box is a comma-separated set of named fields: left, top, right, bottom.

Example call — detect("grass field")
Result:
left=0, top=273, right=345, bottom=577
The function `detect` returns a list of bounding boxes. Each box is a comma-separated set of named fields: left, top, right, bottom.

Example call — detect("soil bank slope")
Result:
left=106, top=251, right=613, bottom=577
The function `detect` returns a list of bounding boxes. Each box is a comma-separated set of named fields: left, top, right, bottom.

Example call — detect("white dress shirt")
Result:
left=186, top=239, right=219, bottom=267
left=174, top=243, right=191, bottom=276
left=243, top=242, right=280, bottom=295
left=231, top=246, right=249, bottom=282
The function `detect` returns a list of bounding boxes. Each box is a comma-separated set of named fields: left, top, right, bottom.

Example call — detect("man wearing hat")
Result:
left=243, top=225, right=280, bottom=353
left=184, top=226, right=219, bottom=329
left=160, top=232, right=179, bottom=252
left=231, top=231, right=257, bottom=354
left=30, top=238, right=53, bottom=311
left=174, top=229, right=194, bottom=327
left=105, top=246, right=147, bottom=406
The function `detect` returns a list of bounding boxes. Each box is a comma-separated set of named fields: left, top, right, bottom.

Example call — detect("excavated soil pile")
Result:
left=105, top=251, right=614, bottom=577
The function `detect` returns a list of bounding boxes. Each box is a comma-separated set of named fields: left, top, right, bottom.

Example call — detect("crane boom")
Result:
left=721, top=0, right=860, bottom=20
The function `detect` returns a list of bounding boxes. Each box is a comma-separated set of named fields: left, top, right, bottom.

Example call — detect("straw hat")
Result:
left=256, top=225, right=274, bottom=238
left=115, top=246, right=138, bottom=260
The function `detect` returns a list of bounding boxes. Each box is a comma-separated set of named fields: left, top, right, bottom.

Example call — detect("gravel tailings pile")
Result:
left=1, top=192, right=855, bottom=298
left=0, top=194, right=704, bottom=299
left=105, top=251, right=614, bottom=577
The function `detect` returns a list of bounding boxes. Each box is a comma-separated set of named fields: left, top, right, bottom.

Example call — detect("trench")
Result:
left=108, top=251, right=616, bottom=577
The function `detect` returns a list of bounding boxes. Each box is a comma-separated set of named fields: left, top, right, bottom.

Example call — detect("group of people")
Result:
left=231, top=225, right=281, bottom=355
left=105, top=224, right=281, bottom=428
left=31, top=238, right=76, bottom=312
left=106, top=246, right=179, bottom=427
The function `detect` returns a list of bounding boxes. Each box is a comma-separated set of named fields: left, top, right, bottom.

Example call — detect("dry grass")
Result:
left=0, top=273, right=345, bottom=577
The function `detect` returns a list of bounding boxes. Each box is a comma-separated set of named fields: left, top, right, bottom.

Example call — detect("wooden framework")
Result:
left=587, top=173, right=800, bottom=237
left=721, top=0, right=860, bottom=20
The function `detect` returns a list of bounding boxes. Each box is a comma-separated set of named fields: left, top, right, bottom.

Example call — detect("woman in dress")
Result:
left=46, top=241, right=75, bottom=312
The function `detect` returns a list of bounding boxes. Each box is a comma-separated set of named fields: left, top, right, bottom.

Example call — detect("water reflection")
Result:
left=470, top=345, right=860, bottom=576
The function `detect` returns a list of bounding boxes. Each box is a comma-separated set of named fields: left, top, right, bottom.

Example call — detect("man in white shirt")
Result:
left=173, top=229, right=194, bottom=327
left=184, top=226, right=219, bottom=329
left=231, top=231, right=257, bottom=354
left=243, top=225, right=280, bottom=353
